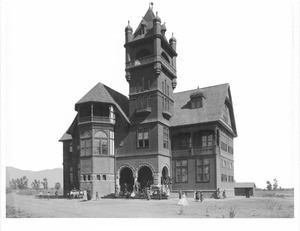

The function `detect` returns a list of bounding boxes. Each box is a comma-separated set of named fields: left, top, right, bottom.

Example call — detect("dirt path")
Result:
left=6, top=193, right=294, bottom=218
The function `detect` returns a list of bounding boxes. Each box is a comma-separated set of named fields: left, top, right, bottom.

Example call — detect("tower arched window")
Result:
left=80, top=132, right=92, bottom=156
left=94, top=131, right=108, bottom=155
left=136, top=49, right=151, bottom=59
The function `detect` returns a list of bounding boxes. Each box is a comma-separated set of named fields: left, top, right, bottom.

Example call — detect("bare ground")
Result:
left=6, top=192, right=294, bottom=218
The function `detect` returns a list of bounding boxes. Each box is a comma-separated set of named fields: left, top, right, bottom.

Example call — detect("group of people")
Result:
left=193, top=190, right=204, bottom=202
left=212, top=188, right=226, bottom=199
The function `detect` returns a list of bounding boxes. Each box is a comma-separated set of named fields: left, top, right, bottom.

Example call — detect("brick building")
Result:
left=59, top=5, right=237, bottom=198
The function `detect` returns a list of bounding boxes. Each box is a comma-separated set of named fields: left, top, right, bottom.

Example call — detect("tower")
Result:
left=117, top=4, right=178, bottom=189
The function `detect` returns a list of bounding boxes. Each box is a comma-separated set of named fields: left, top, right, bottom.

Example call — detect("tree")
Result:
left=54, top=182, right=61, bottom=191
left=273, top=178, right=278, bottom=190
left=266, top=181, right=272, bottom=191
left=31, top=179, right=41, bottom=190
left=9, top=179, right=18, bottom=190
left=41, top=178, right=48, bottom=189
left=10, top=176, right=29, bottom=190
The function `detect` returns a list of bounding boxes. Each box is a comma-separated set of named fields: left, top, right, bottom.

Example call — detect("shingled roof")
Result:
left=75, top=82, right=130, bottom=123
left=171, top=83, right=236, bottom=135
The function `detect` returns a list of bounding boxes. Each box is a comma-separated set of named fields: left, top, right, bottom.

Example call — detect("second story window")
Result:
left=137, top=128, right=149, bottom=148
left=80, top=132, right=92, bottom=156
left=201, top=134, right=213, bottom=147
left=94, top=131, right=108, bottom=155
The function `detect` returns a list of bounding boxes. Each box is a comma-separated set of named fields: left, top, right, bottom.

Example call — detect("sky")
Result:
left=1, top=0, right=299, bottom=191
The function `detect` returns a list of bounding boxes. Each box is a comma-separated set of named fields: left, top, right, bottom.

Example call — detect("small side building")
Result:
left=234, top=182, right=255, bottom=197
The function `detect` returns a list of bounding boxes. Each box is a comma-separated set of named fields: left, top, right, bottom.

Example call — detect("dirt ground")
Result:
left=6, top=192, right=294, bottom=218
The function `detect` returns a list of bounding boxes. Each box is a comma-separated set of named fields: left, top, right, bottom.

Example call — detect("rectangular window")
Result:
left=163, top=127, right=169, bottom=149
left=97, top=175, right=101, bottom=180
left=103, top=175, right=106, bottom=181
left=87, top=175, right=91, bottom=181
left=137, top=128, right=149, bottom=148
left=83, top=175, right=86, bottom=181
left=196, top=158, right=210, bottom=182
left=162, top=81, right=165, bottom=94
left=201, top=134, right=213, bottom=147
left=221, top=174, right=227, bottom=182
left=175, top=160, right=188, bottom=183
left=81, top=139, right=92, bottom=156
left=221, top=141, right=227, bottom=151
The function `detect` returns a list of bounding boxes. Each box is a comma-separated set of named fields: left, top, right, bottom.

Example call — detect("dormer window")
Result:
left=191, top=98, right=203, bottom=109
left=190, top=87, right=205, bottom=109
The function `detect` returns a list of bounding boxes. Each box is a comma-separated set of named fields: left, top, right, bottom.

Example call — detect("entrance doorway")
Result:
left=137, top=166, right=153, bottom=189
left=161, top=166, right=169, bottom=185
left=119, top=167, right=134, bottom=193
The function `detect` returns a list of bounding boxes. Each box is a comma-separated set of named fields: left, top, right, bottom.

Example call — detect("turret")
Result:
left=125, top=20, right=133, bottom=43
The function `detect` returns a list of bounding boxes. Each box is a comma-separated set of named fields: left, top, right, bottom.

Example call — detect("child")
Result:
left=177, top=192, right=189, bottom=214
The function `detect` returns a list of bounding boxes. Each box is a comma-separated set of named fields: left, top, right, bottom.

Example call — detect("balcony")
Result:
left=171, top=145, right=219, bottom=157
left=125, top=54, right=176, bottom=77
left=126, top=54, right=157, bottom=69
left=78, top=116, right=114, bottom=124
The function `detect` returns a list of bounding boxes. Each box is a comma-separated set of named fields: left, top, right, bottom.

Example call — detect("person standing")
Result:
left=178, top=189, right=182, bottom=200
left=96, top=192, right=99, bottom=200
left=177, top=192, right=189, bottom=214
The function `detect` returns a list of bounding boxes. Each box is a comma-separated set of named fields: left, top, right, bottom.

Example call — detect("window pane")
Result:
left=197, top=159, right=203, bottom=165
left=144, top=139, right=149, bottom=147
left=175, top=161, right=181, bottom=167
left=203, top=158, right=210, bottom=165
left=144, top=131, right=149, bottom=139
left=138, top=132, right=143, bottom=140
left=202, top=136, right=207, bottom=146
left=86, top=139, right=92, bottom=148
left=176, top=168, right=181, bottom=182
left=182, top=168, right=188, bottom=182
left=203, top=166, right=209, bottom=174
left=80, top=140, right=86, bottom=148
left=95, top=131, right=107, bottom=138
left=101, top=139, right=108, bottom=155
left=182, top=160, right=188, bottom=166
left=204, top=174, right=209, bottom=181
left=138, top=140, right=143, bottom=147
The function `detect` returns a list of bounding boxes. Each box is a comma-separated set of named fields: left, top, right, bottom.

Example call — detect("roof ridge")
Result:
left=174, top=83, right=229, bottom=95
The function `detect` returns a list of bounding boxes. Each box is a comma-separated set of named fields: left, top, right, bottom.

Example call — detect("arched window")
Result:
left=80, top=132, right=92, bottom=156
left=136, top=49, right=151, bottom=59
left=94, top=131, right=108, bottom=155
left=161, top=52, right=170, bottom=63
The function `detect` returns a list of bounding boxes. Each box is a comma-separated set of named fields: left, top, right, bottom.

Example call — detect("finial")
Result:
left=172, top=32, right=174, bottom=37
left=156, top=11, right=158, bottom=16
left=150, top=2, right=153, bottom=9
left=128, top=20, right=130, bottom=25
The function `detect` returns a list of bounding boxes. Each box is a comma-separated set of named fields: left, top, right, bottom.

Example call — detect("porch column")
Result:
left=153, top=172, right=162, bottom=186
left=91, top=104, right=94, bottom=122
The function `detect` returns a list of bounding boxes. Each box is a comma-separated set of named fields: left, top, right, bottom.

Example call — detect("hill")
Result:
left=6, top=166, right=63, bottom=189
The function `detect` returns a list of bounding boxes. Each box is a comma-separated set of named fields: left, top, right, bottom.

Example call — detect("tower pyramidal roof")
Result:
left=133, top=5, right=156, bottom=39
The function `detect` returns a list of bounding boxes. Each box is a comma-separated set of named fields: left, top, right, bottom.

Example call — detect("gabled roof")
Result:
left=171, top=83, right=237, bottom=136
left=75, top=82, right=130, bottom=123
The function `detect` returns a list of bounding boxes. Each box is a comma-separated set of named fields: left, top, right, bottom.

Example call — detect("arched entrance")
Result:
left=119, top=167, right=134, bottom=193
left=137, top=166, right=153, bottom=189
left=161, top=166, right=169, bottom=185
